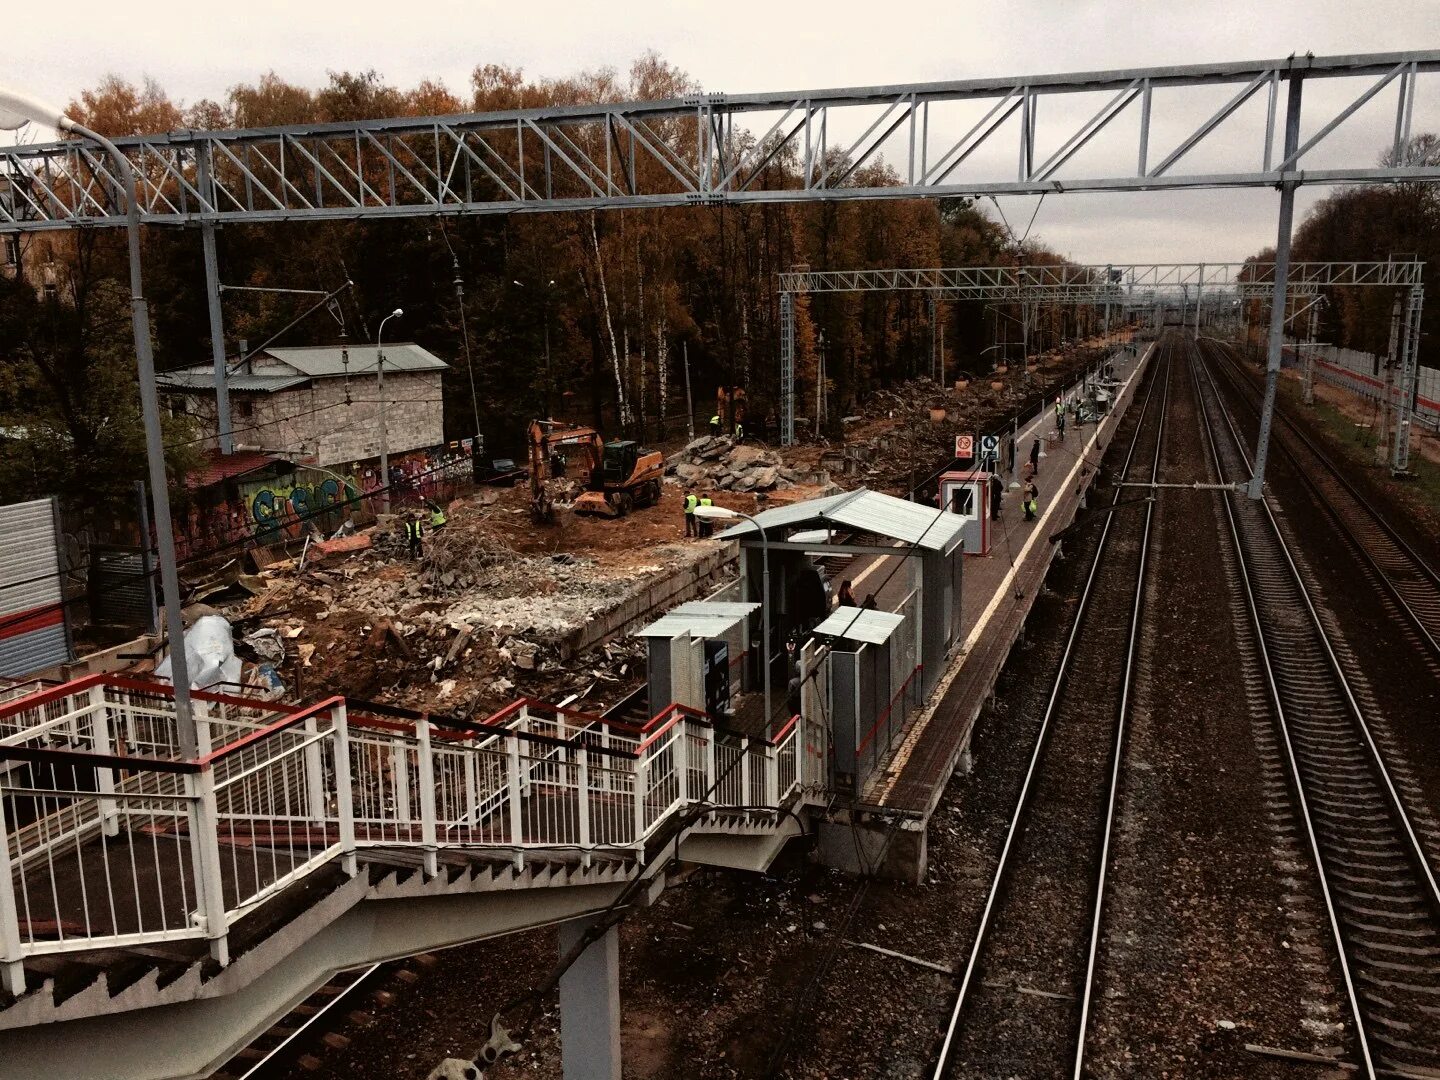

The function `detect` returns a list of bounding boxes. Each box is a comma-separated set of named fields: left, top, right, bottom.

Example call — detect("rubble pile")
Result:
left=667, top=437, right=810, bottom=493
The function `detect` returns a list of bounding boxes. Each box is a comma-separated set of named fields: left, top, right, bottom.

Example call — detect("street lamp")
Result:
left=0, top=87, right=198, bottom=750
left=376, top=308, right=403, bottom=512
left=693, top=504, right=772, bottom=734
left=513, top=278, right=556, bottom=416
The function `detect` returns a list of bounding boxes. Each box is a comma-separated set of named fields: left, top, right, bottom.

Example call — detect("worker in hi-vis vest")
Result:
left=683, top=489, right=699, bottom=537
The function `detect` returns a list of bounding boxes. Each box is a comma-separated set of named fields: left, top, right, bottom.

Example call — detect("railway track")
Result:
left=214, top=957, right=430, bottom=1079
left=1194, top=345, right=1440, bottom=1078
left=1200, top=339, right=1440, bottom=660
left=931, top=336, right=1171, bottom=1079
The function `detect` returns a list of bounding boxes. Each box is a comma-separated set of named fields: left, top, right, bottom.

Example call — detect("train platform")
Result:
left=860, top=340, right=1155, bottom=822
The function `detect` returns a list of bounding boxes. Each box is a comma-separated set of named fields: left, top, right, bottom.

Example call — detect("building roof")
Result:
left=159, top=370, right=310, bottom=393
left=812, top=605, right=905, bottom=645
left=265, top=343, right=447, bottom=377
left=714, top=488, right=964, bottom=555
left=186, top=449, right=286, bottom=489
left=157, top=342, right=447, bottom=394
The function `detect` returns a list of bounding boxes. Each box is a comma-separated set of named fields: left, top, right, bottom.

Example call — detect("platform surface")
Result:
left=858, top=344, right=1153, bottom=815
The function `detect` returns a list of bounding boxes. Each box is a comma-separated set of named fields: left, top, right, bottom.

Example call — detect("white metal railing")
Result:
left=1, top=680, right=802, bottom=995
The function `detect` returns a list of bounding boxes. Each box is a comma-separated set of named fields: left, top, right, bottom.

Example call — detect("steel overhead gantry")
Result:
left=2, top=53, right=1439, bottom=492
left=775, top=260, right=1425, bottom=458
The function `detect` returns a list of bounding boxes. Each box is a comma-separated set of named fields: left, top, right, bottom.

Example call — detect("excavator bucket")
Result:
left=573, top=490, right=621, bottom=517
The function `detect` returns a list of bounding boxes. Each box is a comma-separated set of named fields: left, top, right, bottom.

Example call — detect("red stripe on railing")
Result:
left=196, top=695, right=347, bottom=766
left=774, top=714, right=800, bottom=742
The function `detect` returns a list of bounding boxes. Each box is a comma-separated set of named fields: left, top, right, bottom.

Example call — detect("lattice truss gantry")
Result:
left=774, top=260, right=1425, bottom=446
left=3, top=52, right=1440, bottom=231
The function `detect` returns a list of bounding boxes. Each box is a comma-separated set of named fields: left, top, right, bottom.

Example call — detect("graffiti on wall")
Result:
left=245, top=474, right=363, bottom=539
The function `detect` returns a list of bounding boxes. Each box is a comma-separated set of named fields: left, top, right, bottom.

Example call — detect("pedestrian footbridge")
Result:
left=0, top=675, right=809, bottom=1079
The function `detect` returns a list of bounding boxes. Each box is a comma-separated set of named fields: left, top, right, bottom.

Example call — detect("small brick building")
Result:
left=157, top=343, right=448, bottom=468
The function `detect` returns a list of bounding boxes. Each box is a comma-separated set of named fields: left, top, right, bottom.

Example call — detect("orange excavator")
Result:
left=527, top=420, right=664, bottom=524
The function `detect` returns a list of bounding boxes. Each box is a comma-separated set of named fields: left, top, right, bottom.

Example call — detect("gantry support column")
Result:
left=1250, top=72, right=1305, bottom=501
left=780, top=290, right=796, bottom=446
left=558, top=916, right=622, bottom=1080
left=1393, top=284, right=1425, bottom=474
left=198, top=150, right=233, bottom=455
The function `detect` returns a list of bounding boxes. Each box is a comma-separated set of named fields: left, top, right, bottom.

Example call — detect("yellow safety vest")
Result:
left=431, top=508, right=447, bottom=528
left=700, top=497, right=713, bottom=508
left=684, top=494, right=698, bottom=514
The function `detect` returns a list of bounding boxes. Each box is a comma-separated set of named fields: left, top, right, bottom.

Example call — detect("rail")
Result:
left=1194, top=344, right=1440, bottom=1077
left=0, top=680, right=803, bottom=995
left=1205, top=341, right=1440, bottom=659
left=933, top=333, right=1169, bottom=1079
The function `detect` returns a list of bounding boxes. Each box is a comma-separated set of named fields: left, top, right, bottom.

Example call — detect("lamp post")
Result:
left=693, top=505, right=771, bottom=734
left=376, top=308, right=403, bottom=512
left=0, top=87, right=198, bottom=751
left=514, top=278, right=556, bottom=416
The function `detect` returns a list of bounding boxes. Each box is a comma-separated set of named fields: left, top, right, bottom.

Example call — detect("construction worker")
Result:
left=735, top=420, right=745, bottom=442
left=698, top=492, right=715, bottom=537
left=683, top=488, right=699, bottom=537
left=989, top=472, right=1004, bottom=521
left=710, top=413, right=722, bottom=435
left=427, top=499, right=448, bottom=531
left=405, top=512, right=424, bottom=558
left=1023, top=479, right=1039, bottom=522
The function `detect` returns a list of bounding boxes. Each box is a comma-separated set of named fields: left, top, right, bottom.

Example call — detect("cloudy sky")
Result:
left=5, top=0, right=1438, bottom=264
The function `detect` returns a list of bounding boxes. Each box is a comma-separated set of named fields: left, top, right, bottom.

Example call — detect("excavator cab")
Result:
left=599, top=441, right=640, bottom=488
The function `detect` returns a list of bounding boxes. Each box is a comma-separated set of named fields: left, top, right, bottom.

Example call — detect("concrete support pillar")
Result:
left=558, top=917, right=622, bottom=1080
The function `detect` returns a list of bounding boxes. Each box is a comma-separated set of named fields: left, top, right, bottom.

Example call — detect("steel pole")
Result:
left=453, top=256, right=480, bottom=442
left=198, top=152, right=232, bottom=456
left=742, top=513, right=772, bottom=737
left=377, top=312, right=399, bottom=513
left=1249, top=73, right=1305, bottom=501
left=74, top=121, right=196, bottom=752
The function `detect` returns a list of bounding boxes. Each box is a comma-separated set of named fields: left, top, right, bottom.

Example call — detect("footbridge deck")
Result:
left=0, top=675, right=807, bottom=1078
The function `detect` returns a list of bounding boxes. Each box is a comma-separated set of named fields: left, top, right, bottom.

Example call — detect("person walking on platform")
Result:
left=1029, top=437, right=1041, bottom=476
left=1023, top=479, right=1039, bottom=522
left=1054, top=395, right=1066, bottom=437
left=837, top=580, right=858, bottom=609
left=989, top=472, right=1004, bottom=521
left=683, top=488, right=699, bottom=537
left=1019, top=480, right=1042, bottom=521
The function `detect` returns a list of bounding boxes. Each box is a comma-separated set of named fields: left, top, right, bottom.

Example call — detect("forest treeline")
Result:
left=1244, top=134, right=1440, bottom=363
left=2, top=55, right=1435, bottom=521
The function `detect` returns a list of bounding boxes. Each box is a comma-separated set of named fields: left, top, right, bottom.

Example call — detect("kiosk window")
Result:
left=951, top=488, right=974, bottom=516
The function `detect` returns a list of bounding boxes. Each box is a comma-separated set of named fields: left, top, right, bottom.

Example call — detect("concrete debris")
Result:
left=667, top=436, right=814, bottom=494
left=244, top=627, right=286, bottom=664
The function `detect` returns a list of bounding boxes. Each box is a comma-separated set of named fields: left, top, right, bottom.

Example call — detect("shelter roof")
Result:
left=714, top=488, right=964, bottom=554
left=812, top=606, right=905, bottom=645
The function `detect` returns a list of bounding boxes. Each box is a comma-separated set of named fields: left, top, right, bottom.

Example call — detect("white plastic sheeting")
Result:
left=155, top=615, right=242, bottom=690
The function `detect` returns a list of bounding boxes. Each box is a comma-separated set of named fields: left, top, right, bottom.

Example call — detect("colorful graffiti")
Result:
left=172, top=442, right=480, bottom=558
left=246, top=474, right=362, bottom=539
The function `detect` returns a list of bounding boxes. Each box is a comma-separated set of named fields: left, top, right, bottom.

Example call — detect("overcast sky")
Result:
left=5, top=0, right=1438, bottom=264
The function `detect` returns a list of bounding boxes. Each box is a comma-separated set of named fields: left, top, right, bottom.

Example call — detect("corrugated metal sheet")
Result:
left=267, top=343, right=448, bottom=376
left=0, top=624, right=67, bottom=679
left=715, top=488, right=964, bottom=553
left=813, top=605, right=904, bottom=645
left=157, top=369, right=310, bottom=393
left=0, top=498, right=69, bottom=678
left=90, top=546, right=153, bottom=628
left=672, top=601, right=760, bottom=619
left=635, top=608, right=751, bottom=639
